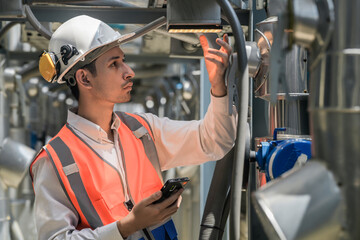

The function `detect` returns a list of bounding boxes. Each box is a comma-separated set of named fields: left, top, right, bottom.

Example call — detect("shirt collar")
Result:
left=67, top=108, right=120, bottom=144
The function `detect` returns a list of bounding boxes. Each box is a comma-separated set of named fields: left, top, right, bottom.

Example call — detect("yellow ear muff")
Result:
left=39, top=52, right=58, bottom=82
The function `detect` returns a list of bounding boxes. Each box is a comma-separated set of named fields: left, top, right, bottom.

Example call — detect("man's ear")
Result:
left=75, top=69, right=92, bottom=88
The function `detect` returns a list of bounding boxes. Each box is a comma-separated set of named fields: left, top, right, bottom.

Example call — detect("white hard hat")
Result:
left=42, top=15, right=134, bottom=84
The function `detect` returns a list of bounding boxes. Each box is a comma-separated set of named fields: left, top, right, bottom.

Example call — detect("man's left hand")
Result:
left=200, top=34, right=232, bottom=97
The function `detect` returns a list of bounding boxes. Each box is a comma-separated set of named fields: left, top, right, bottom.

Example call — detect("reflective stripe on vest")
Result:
left=30, top=112, right=164, bottom=231
left=47, top=137, right=104, bottom=229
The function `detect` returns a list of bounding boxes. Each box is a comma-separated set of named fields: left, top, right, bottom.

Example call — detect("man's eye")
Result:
left=111, top=62, right=117, bottom=67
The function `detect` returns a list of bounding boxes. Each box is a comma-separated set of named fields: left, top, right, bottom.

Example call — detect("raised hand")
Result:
left=200, top=34, right=232, bottom=97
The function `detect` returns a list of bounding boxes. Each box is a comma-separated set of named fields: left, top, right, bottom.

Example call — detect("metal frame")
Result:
left=1, top=5, right=250, bottom=25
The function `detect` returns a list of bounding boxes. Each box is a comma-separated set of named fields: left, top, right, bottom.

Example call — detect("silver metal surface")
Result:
left=254, top=17, right=308, bottom=100
left=0, top=0, right=23, bottom=18
left=246, top=41, right=261, bottom=78
left=253, top=161, right=343, bottom=240
left=0, top=55, right=9, bottom=144
left=229, top=0, right=250, bottom=9
left=309, top=1, right=360, bottom=239
left=0, top=138, right=35, bottom=188
left=293, top=0, right=319, bottom=48
left=269, top=98, right=309, bottom=136
left=167, top=0, right=221, bottom=27
left=0, top=184, right=10, bottom=240
left=0, top=5, right=249, bottom=26
left=267, top=0, right=287, bottom=17
left=256, top=0, right=265, bottom=10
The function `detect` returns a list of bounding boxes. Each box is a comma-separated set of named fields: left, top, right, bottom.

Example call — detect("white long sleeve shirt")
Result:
left=31, top=94, right=237, bottom=240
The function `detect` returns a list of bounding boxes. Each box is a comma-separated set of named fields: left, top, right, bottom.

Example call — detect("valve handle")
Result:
left=273, top=128, right=286, bottom=140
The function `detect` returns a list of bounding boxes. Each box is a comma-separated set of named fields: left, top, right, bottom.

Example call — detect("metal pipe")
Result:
left=0, top=22, right=20, bottom=42
left=123, top=16, right=167, bottom=43
left=309, top=1, right=360, bottom=239
left=216, top=1, right=249, bottom=240
left=27, top=0, right=139, bottom=7
left=24, top=5, right=52, bottom=40
left=199, top=0, right=249, bottom=239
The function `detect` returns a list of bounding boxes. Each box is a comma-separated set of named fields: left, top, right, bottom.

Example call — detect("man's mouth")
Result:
left=123, top=82, right=133, bottom=89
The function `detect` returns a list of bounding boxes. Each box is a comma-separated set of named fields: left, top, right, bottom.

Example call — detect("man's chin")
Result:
left=117, top=95, right=131, bottom=104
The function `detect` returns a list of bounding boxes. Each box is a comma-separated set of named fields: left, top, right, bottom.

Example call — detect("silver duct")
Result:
left=309, top=0, right=360, bottom=239
left=254, top=17, right=309, bottom=136
left=0, top=54, right=11, bottom=240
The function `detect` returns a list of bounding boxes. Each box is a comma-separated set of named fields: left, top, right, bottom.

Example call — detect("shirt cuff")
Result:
left=210, top=93, right=232, bottom=114
left=97, top=222, right=124, bottom=240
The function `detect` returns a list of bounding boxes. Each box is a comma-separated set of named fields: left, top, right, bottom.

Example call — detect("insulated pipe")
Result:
left=200, top=0, right=249, bottom=240
left=24, top=5, right=52, bottom=40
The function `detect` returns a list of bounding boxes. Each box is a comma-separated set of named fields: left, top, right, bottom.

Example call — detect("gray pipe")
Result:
left=27, top=0, right=139, bottom=7
left=217, top=1, right=249, bottom=240
left=199, top=0, right=249, bottom=239
left=0, top=22, right=20, bottom=42
left=124, top=16, right=167, bottom=43
left=24, top=5, right=52, bottom=40
left=309, top=1, right=360, bottom=239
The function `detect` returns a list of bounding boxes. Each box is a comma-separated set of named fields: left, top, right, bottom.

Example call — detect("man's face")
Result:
left=87, top=46, right=135, bottom=104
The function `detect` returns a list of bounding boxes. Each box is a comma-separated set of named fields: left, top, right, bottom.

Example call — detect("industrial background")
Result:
left=0, top=0, right=359, bottom=239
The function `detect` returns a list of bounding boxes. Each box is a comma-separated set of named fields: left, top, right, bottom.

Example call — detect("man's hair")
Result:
left=66, top=60, right=97, bottom=101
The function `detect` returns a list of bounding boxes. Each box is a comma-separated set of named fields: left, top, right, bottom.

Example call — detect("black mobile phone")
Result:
left=153, top=177, right=190, bottom=204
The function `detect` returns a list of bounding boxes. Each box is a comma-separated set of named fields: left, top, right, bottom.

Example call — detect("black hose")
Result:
left=199, top=149, right=234, bottom=240
left=24, top=5, right=52, bottom=40
left=0, top=22, right=19, bottom=42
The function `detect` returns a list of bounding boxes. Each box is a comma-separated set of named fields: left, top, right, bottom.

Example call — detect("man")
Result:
left=31, top=15, right=237, bottom=240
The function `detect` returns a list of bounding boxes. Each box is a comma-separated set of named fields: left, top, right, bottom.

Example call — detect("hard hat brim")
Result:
left=56, top=32, right=135, bottom=84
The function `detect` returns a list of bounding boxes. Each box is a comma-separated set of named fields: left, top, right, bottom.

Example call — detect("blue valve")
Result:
left=255, top=128, right=312, bottom=181
left=273, top=128, right=286, bottom=140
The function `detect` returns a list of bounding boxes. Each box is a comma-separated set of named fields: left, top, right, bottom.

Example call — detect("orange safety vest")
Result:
left=30, top=112, right=164, bottom=231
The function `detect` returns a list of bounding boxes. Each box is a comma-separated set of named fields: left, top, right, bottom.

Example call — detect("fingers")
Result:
left=160, top=188, right=184, bottom=208
left=142, top=191, right=162, bottom=206
left=159, top=195, right=183, bottom=222
left=217, top=35, right=232, bottom=56
left=199, top=35, right=209, bottom=53
left=205, top=56, right=228, bottom=70
left=199, top=34, right=231, bottom=66
left=208, top=48, right=229, bottom=66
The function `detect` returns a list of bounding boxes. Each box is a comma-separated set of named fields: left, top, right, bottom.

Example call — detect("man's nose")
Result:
left=124, top=64, right=135, bottom=80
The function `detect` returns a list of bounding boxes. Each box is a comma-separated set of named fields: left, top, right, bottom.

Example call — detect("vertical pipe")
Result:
left=309, top=1, right=360, bottom=239
left=0, top=54, right=11, bottom=240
